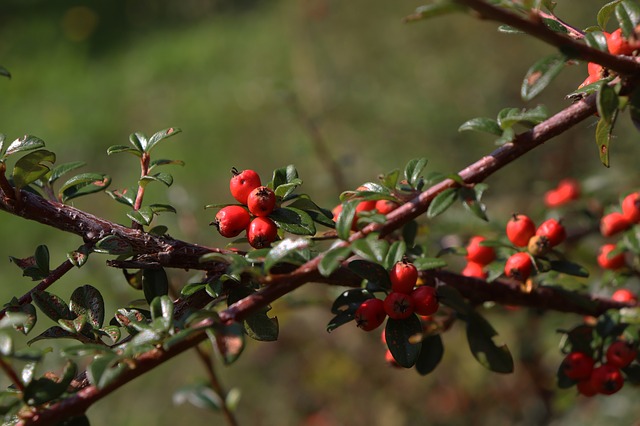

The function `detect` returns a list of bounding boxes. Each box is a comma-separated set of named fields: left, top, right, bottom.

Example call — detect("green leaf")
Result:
left=597, top=83, right=619, bottom=123
left=59, top=173, right=111, bottom=202
left=413, top=257, right=447, bottom=270
left=269, top=206, right=316, bottom=236
left=94, top=235, right=133, bottom=255
left=348, top=259, right=392, bottom=290
left=415, top=334, right=444, bottom=375
left=403, top=1, right=467, bottom=23
left=584, top=31, right=610, bottom=52
left=327, top=311, right=356, bottom=332
left=351, top=234, right=389, bottom=264
left=274, top=178, right=303, bottom=199
left=209, top=323, right=245, bottom=365
left=497, top=105, right=548, bottom=129
left=69, top=285, right=105, bottom=329
left=466, top=312, right=514, bottom=373
left=140, top=172, right=173, bottom=187
left=23, top=360, right=76, bottom=405
left=598, top=0, right=622, bottom=30
left=0, top=65, right=10, bottom=79
left=107, top=144, right=142, bottom=157
left=12, top=150, right=55, bottom=190
left=106, top=187, right=137, bottom=207
left=244, top=308, right=279, bottom=341
left=149, top=158, right=185, bottom=170
left=549, top=260, right=589, bottom=278
left=385, top=316, right=423, bottom=368
left=180, top=282, right=206, bottom=297
left=379, top=168, right=400, bottom=189
left=9, top=251, right=49, bottom=281
left=403, top=220, right=418, bottom=248
left=427, top=188, right=457, bottom=219
left=173, top=383, right=222, bottom=412
left=521, top=53, right=567, bottom=101
left=127, top=208, right=153, bottom=226
left=541, top=18, right=568, bottom=34
left=459, top=186, right=488, bottom=221
left=146, top=127, right=181, bottom=152
left=67, top=244, right=91, bottom=268
left=149, top=295, right=174, bottom=332
left=497, top=25, right=525, bottom=34
left=318, top=245, right=352, bottom=277
left=263, top=238, right=310, bottom=273
left=48, top=161, right=85, bottom=184
left=87, top=353, right=125, bottom=389
left=32, top=291, right=72, bottom=322
left=99, top=325, right=121, bottom=344
left=458, top=117, right=502, bottom=135
left=595, top=116, right=615, bottom=167
left=129, top=132, right=147, bottom=151
left=335, top=199, right=357, bottom=240
left=4, top=304, right=37, bottom=335
left=616, top=0, right=640, bottom=37
left=142, top=268, right=169, bottom=305
left=403, top=157, right=428, bottom=187
left=437, top=284, right=470, bottom=315
left=27, top=326, right=78, bottom=345
left=4, top=135, right=45, bottom=157
left=330, top=289, right=371, bottom=314
left=384, top=241, right=407, bottom=270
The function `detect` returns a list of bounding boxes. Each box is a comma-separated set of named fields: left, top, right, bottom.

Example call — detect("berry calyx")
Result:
left=383, top=292, right=414, bottom=320
left=535, top=218, right=566, bottom=247
left=612, top=289, right=637, bottom=304
left=622, top=192, right=640, bottom=223
left=354, top=298, right=387, bottom=331
left=600, top=212, right=632, bottom=237
left=229, top=168, right=261, bottom=204
left=247, top=216, right=278, bottom=249
left=527, top=235, right=551, bottom=257
left=390, top=260, right=418, bottom=294
left=461, top=261, right=487, bottom=279
left=590, top=364, right=624, bottom=395
left=504, top=252, right=533, bottom=282
left=410, top=286, right=439, bottom=316
left=213, top=206, right=251, bottom=238
left=506, top=214, right=536, bottom=247
left=597, top=244, right=626, bottom=270
left=375, top=199, right=399, bottom=215
left=561, top=351, right=595, bottom=381
left=247, top=186, right=276, bottom=217
left=606, top=340, right=638, bottom=368
left=465, top=236, right=496, bottom=265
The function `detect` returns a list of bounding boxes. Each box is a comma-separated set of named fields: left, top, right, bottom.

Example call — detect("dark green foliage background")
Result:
left=1, top=0, right=639, bottom=424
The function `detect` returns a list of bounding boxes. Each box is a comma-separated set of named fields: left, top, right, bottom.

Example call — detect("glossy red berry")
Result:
left=536, top=218, right=566, bottom=247
left=375, top=199, right=399, bottom=215
left=332, top=204, right=342, bottom=222
left=622, top=192, right=640, bottom=223
left=247, top=216, right=278, bottom=249
left=606, top=340, right=638, bottom=368
left=214, top=206, right=251, bottom=238
left=465, top=236, right=496, bottom=265
left=607, top=28, right=635, bottom=55
left=612, top=289, right=637, bottom=304
left=597, top=244, right=626, bottom=270
left=544, top=179, right=580, bottom=208
left=390, top=260, right=418, bottom=294
left=578, top=73, right=600, bottom=89
left=461, top=261, right=487, bottom=279
left=354, top=298, right=387, bottom=331
left=561, top=351, right=595, bottom=381
left=383, top=292, right=414, bottom=320
left=229, top=168, right=261, bottom=204
left=577, top=379, right=598, bottom=397
left=247, top=186, right=276, bottom=217
left=600, top=212, right=632, bottom=237
left=590, top=364, right=624, bottom=395
left=587, top=62, right=603, bottom=77
left=504, top=252, right=533, bottom=282
left=506, top=214, right=536, bottom=247
left=410, top=286, right=439, bottom=316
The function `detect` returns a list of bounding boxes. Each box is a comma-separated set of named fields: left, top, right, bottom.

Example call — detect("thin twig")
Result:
left=194, top=346, right=239, bottom=426
left=0, top=358, right=24, bottom=393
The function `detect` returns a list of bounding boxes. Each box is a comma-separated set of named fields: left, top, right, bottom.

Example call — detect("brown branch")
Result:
left=0, top=358, right=24, bottom=393
left=194, top=346, right=239, bottom=426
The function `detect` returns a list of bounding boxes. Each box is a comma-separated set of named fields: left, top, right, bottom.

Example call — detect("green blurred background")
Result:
left=1, top=0, right=640, bottom=424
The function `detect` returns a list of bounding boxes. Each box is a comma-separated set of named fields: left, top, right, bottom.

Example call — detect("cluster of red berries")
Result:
left=597, top=191, right=640, bottom=270
left=561, top=339, right=637, bottom=396
left=213, top=168, right=278, bottom=249
left=544, top=178, right=580, bottom=208
left=332, top=187, right=400, bottom=230
left=580, top=28, right=640, bottom=88
left=462, top=236, right=495, bottom=280
left=354, top=260, right=439, bottom=331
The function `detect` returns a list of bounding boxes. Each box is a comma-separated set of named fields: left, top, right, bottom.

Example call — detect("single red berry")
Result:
left=606, top=340, right=638, bottom=368
left=506, top=214, right=536, bottom=247
left=544, top=179, right=580, bottom=208
left=607, top=28, right=635, bottom=55
left=577, top=379, right=598, bottom=397
left=332, top=204, right=342, bottom=222
left=229, top=168, right=261, bottom=204
left=561, top=351, right=595, bottom=381
left=213, top=206, right=251, bottom=238
left=461, top=261, right=487, bottom=279
left=354, top=298, right=387, bottom=331
left=247, top=186, right=276, bottom=217
left=465, top=236, right=496, bottom=265
left=578, top=73, right=600, bottom=89
left=600, top=212, right=632, bottom=237
left=247, top=216, right=278, bottom=249
left=504, top=252, right=533, bottom=282
left=536, top=218, right=566, bottom=247
left=622, top=192, right=640, bottom=223
left=383, top=292, right=414, bottom=320
left=390, top=260, right=418, bottom=294
left=590, top=364, right=624, bottom=395
left=410, top=286, right=439, bottom=316
left=375, top=199, right=399, bottom=215
left=612, top=289, right=637, bottom=304
left=587, top=62, right=603, bottom=77
left=597, top=244, right=626, bottom=270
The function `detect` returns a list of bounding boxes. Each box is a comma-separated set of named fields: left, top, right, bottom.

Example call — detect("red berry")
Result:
left=600, top=212, right=632, bottom=237
left=544, top=179, right=580, bottom=208
left=354, top=298, right=387, bottom=331
left=607, top=28, right=635, bottom=55
left=590, top=364, right=624, bottom=395
left=461, top=261, right=487, bottom=279
left=247, top=217, right=278, bottom=249
left=352, top=200, right=377, bottom=230
left=577, top=379, right=598, bottom=397
left=536, top=218, right=566, bottom=247
left=561, top=351, right=595, bottom=381
left=606, top=340, right=638, bottom=368
left=597, top=244, right=626, bottom=270
left=383, top=292, right=414, bottom=320
left=612, top=289, right=637, bottom=304
left=506, top=214, right=536, bottom=247
left=578, top=73, right=600, bottom=89
left=375, top=199, right=399, bottom=215
left=465, top=236, right=496, bottom=265
left=410, top=286, right=439, bottom=316
left=332, top=204, right=342, bottom=222
left=247, top=186, right=276, bottom=217
left=214, top=206, right=251, bottom=238
left=390, top=261, right=418, bottom=294
left=504, top=252, right=533, bottom=282
left=622, top=192, right=640, bottom=223
left=229, top=168, right=261, bottom=204
left=587, top=62, right=603, bottom=77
